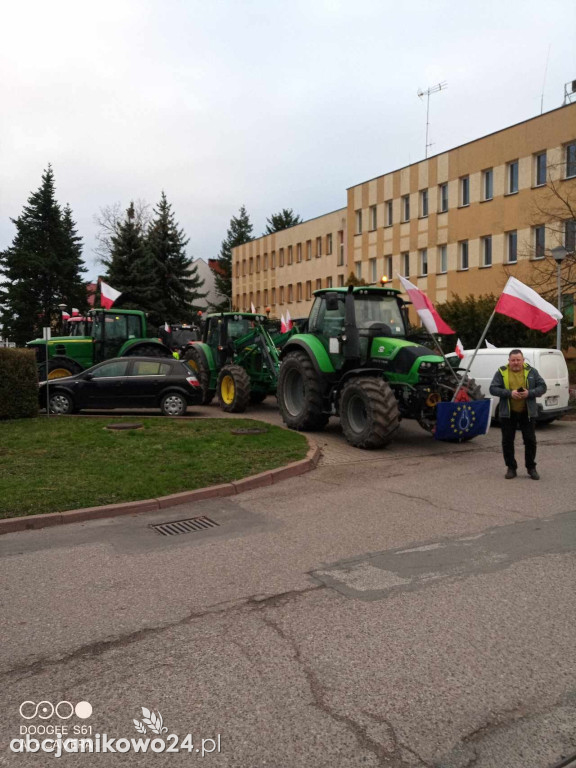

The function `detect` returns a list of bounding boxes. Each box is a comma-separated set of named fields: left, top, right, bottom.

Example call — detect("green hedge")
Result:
left=0, top=348, right=39, bottom=420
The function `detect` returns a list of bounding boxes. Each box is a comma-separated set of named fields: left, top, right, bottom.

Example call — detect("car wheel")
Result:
left=48, top=391, right=74, bottom=415
left=160, top=392, right=187, bottom=416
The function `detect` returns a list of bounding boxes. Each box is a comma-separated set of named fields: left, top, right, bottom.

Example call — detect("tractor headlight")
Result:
left=438, top=361, right=446, bottom=369
left=420, top=361, right=433, bottom=370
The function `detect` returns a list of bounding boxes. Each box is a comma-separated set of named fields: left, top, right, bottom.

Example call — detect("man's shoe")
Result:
left=528, top=468, right=540, bottom=480
left=505, top=468, right=517, bottom=479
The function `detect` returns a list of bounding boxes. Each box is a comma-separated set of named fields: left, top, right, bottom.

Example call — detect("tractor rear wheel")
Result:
left=184, top=346, right=215, bottom=405
left=38, top=359, right=81, bottom=381
left=217, top=365, right=251, bottom=413
left=277, top=351, right=329, bottom=431
left=340, top=377, right=400, bottom=449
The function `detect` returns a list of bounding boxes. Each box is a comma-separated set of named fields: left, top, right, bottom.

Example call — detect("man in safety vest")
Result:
left=489, top=349, right=547, bottom=480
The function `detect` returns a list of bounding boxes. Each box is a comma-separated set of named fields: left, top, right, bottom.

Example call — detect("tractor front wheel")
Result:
left=184, top=346, right=215, bottom=405
left=340, top=377, right=400, bottom=449
left=217, top=365, right=251, bottom=413
left=277, top=351, right=329, bottom=431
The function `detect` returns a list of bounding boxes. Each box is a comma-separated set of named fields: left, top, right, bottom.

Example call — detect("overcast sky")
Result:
left=1, top=0, right=575, bottom=281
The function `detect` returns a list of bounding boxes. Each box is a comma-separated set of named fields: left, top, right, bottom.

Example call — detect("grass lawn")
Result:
left=0, top=417, right=309, bottom=518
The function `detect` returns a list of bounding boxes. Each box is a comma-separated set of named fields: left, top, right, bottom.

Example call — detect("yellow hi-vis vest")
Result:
left=500, top=362, right=529, bottom=391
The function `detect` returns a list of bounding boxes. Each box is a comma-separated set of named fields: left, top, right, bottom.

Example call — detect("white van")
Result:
left=450, top=348, right=570, bottom=422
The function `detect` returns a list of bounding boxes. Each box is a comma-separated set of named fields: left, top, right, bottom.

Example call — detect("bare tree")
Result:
left=93, top=199, right=152, bottom=264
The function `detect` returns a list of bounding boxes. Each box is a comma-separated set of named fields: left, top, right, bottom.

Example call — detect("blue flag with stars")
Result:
left=434, top=399, right=491, bottom=442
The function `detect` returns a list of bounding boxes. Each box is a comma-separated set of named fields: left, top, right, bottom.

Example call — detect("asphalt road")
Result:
left=1, top=403, right=575, bottom=767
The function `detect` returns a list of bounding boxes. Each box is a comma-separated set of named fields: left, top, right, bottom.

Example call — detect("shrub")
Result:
left=0, top=348, right=39, bottom=420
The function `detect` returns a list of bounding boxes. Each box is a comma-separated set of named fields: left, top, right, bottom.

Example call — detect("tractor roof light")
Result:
left=380, top=275, right=389, bottom=285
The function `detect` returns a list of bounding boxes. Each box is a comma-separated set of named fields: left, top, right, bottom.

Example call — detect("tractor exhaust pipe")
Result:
left=343, top=285, right=360, bottom=362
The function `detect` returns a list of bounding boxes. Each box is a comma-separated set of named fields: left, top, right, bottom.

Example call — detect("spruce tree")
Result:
left=147, top=192, right=205, bottom=323
left=214, top=205, right=253, bottom=310
left=264, top=208, right=303, bottom=234
left=0, top=166, right=87, bottom=346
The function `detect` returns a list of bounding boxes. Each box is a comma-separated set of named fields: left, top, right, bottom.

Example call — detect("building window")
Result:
left=369, top=258, right=377, bottom=283
left=338, top=274, right=345, bottom=287
left=506, top=231, right=517, bottom=264
left=306, top=240, right=312, bottom=260
left=288, top=245, right=293, bottom=265
left=420, top=189, right=428, bottom=218
left=566, top=142, right=576, bottom=178
left=460, top=176, right=470, bottom=206
left=356, top=210, right=362, bottom=234
left=419, top=248, right=428, bottom=276
left=507, top=161, right=519, bottom=193
left=305, top=281, right=312, bottom=300
left=297, top=283, right=302, bottom=301
left=279, top=248, right=284, bottom=267
left=438, top=245, right=447, bottom=274
left=264, top=289, right=268, bottom=305
left=439, top=183, right=448, bottom=213
left=315, top=278, right=322, bottom=290
left=385, top=255, right=393, bottom=279
left=271, top=251, right=276, bottom=269
left=338, top=231, right=344, bottom=266
left=482, top=236, right=492, bottom=267
left=288, top=284, right=293, bottom=303
left=326, top=276, right=333, bottom=288
left=256, top=255, right=261, bottom=272
left=402, top=252, right=410, bottom=277
left=385, top=200, right=393, bottom=226
left=279, top=286, right=284, bottom=304
left=370, top=205, right=377, bottom=230
left=459, top=241, right=469, bottom=270
left=272, top=287, right=276, bottom=304
left=402, top=195, right=410, bottom=222
left=534, top=225, right=545, bottom=259
left=535, top=152, right=547, bottom=186
left=242, top=259, right=246, bottom=276
left=483, top=169, right=493, bottom=201
left=249, top=257, right=254, bottom=275
left=263, top=253, right=268, bottom=270
left=565, top=219, right=576, bottom=252
left=355, top=261, right=362, bottom=280
left=326, top=233, right=333, bottom=255
left=316, top=236, right=322, bottom=257
left=296, top=243, right=302, bottom=263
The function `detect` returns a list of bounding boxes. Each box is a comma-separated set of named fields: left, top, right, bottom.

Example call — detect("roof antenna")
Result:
left=417, top=82, right=447, bottom=158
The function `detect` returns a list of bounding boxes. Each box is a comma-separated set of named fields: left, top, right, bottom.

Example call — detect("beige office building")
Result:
left=233, top=102, right=576, bottom=320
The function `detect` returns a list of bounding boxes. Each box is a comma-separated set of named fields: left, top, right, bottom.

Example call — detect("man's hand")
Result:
left=511, top=389, right=528, bottom=399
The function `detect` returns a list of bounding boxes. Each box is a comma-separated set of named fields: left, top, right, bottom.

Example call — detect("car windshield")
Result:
left=354, top=296, right=405, bottom=336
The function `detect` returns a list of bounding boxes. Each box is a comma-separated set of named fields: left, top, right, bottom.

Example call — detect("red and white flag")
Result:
left=455, top=338, right=465, bottom=359
left=280, top=314, right=287, bottom=333
left=485, top=339, right=496, bottom=349
left=100, top=280, right=122, bottom=309
left=286, top=310, right=293, bottom=330
left=164, top=322, right=171, bottom=333
left=71, top=307, right=80, bottom=317
left=397, top=275, right=454, bottom=335
left=251, top=302, right=256, bottom=314
left=61, top=310, right=70, bottom=320
left=495, top=277, right=562, bottom=332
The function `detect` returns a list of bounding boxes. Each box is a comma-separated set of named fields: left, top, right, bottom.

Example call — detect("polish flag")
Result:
left=251, top=302, right=256, bottom=314
left=72, top=307, right=80, bottom=316
left=485, top=339, right=496, bottom=348
left=286, top=310, right=293, bottom=330
left=397, top=275, right=454, bottom=335
left=164, top=322, right=171, bottom=333
left=495, top=277, right=562, bottom=332
left=100, top=280, right=122, bottom=309
left=455, top=338, right=465, bottom=359
left=62, top=310, right=70, bottom=320
left=280, top=314, right=288, bottom=333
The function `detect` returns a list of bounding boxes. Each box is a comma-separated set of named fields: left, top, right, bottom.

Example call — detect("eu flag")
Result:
left=434, top=399, right=492, bottom=442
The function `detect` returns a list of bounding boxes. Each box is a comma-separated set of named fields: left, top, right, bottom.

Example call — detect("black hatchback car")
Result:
left=39, top=357, right=202, bottom=416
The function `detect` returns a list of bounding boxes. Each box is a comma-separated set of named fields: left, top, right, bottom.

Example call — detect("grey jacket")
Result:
left=489, top=362, right=547, bottom=419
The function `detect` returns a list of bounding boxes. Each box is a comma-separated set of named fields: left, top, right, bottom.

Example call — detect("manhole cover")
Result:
left=150, top=516, right=220, bottom=536
left=231, top=428, right=268, bottom=435
left=106, top=423, right=144, bottom=431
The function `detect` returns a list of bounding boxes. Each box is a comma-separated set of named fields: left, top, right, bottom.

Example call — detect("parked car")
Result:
left=448, top=347, right=570, bottom=422
left=39, top=357, right=202, bottom=416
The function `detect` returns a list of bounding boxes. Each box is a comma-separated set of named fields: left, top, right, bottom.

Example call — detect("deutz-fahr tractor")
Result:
left=185, top=313, right=287, bottom=412
left=277, top=285, right=481, bottom=449
left=27, top=308, right=172, bottom=380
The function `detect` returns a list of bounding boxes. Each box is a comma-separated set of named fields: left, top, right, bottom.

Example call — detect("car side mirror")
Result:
left=84, top=372, right=93, bottom=381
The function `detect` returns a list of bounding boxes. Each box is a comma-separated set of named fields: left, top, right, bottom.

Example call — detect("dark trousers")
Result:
left=500, top=411, right=537, bottom=471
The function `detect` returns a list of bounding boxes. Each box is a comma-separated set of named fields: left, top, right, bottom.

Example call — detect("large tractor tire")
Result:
left=184, top=346, right=215, bottom=405
left=277, top=350, right=329, bottom=431
left=217, top=365, right=251, bottom=413
left=125, top=344, right=171, bottom=358
left=340, top=376, right=400, bottom=449
left=38, top=358, right=82, bottom=381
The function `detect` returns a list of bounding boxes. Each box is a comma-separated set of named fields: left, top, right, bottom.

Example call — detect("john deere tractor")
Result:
left=277, top=285, right=481, bottom=449
left=27, top=308, right=172, bottom=380
left=184, top=313, right=286, bottom=412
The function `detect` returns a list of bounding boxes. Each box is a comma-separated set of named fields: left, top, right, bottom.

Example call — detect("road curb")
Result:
left=0, top=438, right=321, bottom=536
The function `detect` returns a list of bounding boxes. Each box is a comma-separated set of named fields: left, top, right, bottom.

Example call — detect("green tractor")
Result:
left=27, top=308, right=172, bottom=380
left=277, top=285, right=481, bottom=449
left=184, top=312, right=286, bottom=412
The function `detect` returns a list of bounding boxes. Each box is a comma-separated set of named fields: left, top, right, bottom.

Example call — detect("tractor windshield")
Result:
left=355, top=295, right=406, bottom=337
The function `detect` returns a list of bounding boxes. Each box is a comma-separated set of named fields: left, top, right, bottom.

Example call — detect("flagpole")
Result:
left=426, top=330, right=460, bottom=384
left=451, top=310, right=496, bottom=401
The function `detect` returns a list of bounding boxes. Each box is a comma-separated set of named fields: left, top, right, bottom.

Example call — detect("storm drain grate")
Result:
left=150, top=516, right=220, bottom=536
